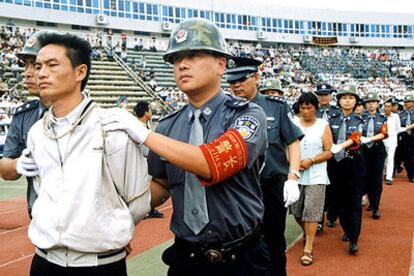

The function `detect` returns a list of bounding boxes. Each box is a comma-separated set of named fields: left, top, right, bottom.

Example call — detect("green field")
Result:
left=0, top=178, right=302, bottom=275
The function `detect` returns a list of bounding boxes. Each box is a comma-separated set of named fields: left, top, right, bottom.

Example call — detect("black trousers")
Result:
left=162, top=238, right=270, bottom=276
left=30, top=254, right=127, bottom=276
left=328, top=156, right=366, bottom=244
left=399, top=134, right=414, bottom=179
left=363, top=143, right=386, bottom=211
left=260, top=176, right=287, bottom=276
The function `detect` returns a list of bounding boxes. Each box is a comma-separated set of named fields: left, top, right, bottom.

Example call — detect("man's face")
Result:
left=264, top=89, right=283, bottom=97
left=22, top=56, right=39, bottom=96
left=405, top=101, right=414, bottom=110
left=172, top=51, right=226, bottom=97
left=35, top=44, right=85, bottom=102
left=317, top=93, right=330, bottom=106
left=365, top=101, right=378, bottom=112
left=229, top=73, right=259, bottom=101
left=384, top=102, right=392, bottom=115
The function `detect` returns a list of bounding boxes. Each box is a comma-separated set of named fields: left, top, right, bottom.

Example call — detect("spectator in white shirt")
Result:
left=383, top=100, right=401, bottom=184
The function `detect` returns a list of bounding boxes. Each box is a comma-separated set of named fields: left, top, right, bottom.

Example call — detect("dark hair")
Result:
left=298, top=92, right=319, bottom=110
left=38, top=33, right=92, bottom=91
left=134, top=101, right=150, bottom=118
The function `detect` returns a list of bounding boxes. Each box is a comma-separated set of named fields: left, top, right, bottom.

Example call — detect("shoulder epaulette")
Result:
left=330, top=105, right=340, bottom=110
left=379, top=114, right=387, bottom=119
left=158, top=105, right=187, bottom=122
left=225, top=94, right=249, bottom=109
left=354, top=114, right=364, bottom=121
left=13, top=100, right=39, bottom=116
left=265, top=95, right=286, bottom=103
left=331, top=112, right=340, bottom=118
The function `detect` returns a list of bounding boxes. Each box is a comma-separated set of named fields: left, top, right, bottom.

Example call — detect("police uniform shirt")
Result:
left=148, top=91, right=267, bottom=243
left=3, top=100, right=47, bottom=210
left=316, top=105, right=341, bottom=121
left=399, top=109, right=414, bottom=136
left=329, top=112, right=364, bottom=144
left=361, top=112, right=387, bottom=140
left=252, top=93, right=303, bottom=178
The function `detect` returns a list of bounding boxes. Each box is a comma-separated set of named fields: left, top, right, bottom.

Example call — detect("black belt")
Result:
left=37, top=247, right=125, bottom=259
left=175, top=226, right=261, bottom=263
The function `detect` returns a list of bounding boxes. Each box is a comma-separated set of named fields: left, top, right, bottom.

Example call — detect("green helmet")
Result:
left=260, top=79, right=283, bottom=94
left=336, top=84, right=360, bottom=101
left=404, top=93, right=414, bottom=102
left=16, top=30, right=52, bottom=61
left=163, top=18, right=230, bottom=63
left=363, top=91, right=380, bottom=103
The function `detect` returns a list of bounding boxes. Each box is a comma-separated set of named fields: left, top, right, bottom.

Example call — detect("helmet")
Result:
left=336, top=84, right=360, bottom=102
left=163, top=18, right=230, bottom=63
left=363, top=91, right=380, bottom=103
left=404, top=93, right=414, bottom=102
left=16, top=30, right=52, bottom=61
left=260, top=79, right=283, bottom=94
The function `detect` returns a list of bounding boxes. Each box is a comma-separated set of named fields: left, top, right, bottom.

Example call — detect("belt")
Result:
left=35, top=247, right=126, bottom=266
left=174, top=226, right=261, bottom=264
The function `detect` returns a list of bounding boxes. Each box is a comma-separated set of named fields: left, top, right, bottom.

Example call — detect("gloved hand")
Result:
left=330, top=144, right=343, bottom=154
left=283, top=179, right=300, bottom=207
left=399, top=127, right=407, bottom=133
left=16, top=148, right=38, bottom=177
left=101, top=108, right=151, bottom=145
left=360, top=136, right=372, bottom=145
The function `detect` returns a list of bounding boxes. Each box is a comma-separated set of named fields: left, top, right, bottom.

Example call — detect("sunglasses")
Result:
left=228, top=72, right=256, bottom=85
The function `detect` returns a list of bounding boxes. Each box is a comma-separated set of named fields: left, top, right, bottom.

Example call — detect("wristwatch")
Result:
left=289, top=169, right=301, bottom=179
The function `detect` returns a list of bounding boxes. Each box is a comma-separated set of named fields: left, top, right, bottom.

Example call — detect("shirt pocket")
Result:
left=267, top=121, right=280, bottom=144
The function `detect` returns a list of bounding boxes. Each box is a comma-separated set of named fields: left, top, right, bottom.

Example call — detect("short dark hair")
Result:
left=298, top=92, right=319, bottom=110
left=134, top=101, right=150, bottom=118
left=38, top=32, right=92, bottom=91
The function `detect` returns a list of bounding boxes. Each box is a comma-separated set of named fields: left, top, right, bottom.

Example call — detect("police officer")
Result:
left=106, top=18, right=271, bottom=275
left=328, top=84, right=366, bottom=254
left=314, top=83, right=341, bottom=231
left=260, top=79, right=285, bottom=98
left=398, top=93, right=414, bottom=182
left=360, top=92, right=388, bottom=219
left=227, top=57, right=303, bottom=276
left=354, top=98, right=365, bottom=116
left=315, top=84, right=341, bottom=121
left=0, top=30, right=49, bottom=218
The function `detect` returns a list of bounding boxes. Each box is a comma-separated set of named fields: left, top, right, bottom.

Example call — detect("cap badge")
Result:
left=322, top=85, right=326, bottom=89
left=227, top=59, right=236, bottom=69
left=26, top=36, right=37, bottom=48
left=265, top=81, right=272, bottom=87
left=175, top=30, right=188, bottom=44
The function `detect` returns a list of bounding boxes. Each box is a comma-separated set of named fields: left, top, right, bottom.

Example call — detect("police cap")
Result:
left=226, top=56, right=262, bottom=83
left=315, top=83, right=335, bottom=95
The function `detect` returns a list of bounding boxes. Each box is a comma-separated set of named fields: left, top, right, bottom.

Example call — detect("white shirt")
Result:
left=384, top=112, right=401, bottom=147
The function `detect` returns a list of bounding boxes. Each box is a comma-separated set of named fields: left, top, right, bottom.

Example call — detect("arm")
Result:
left=145, top=132, right=211, bottom=179
left=0, top=158, right=20, bottom=180
left=150, top=178, right=170, bottom=208
left=287, top=139, right=301, bottom=180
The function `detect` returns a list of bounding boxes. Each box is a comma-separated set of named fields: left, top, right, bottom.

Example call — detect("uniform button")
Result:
left=208, top=230, right=212, bottom=234
left=192, top=208, right=198, bottom=215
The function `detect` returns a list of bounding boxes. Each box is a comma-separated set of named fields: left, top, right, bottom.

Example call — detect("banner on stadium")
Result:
left=312, top=36, right=338, bottom=46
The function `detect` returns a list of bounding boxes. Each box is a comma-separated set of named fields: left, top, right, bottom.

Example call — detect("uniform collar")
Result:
left=187, top=91, right=226, bottom=123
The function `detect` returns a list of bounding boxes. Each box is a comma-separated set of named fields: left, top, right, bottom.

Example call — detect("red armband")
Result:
left=348, top=131, right=361, bottom=150
left=198, top=128, right=248, bottom=187
left=379, top=123, right=388, bottom=139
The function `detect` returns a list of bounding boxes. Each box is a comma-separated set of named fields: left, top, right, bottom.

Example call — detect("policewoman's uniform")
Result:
left=361, top=92, right=388, bottom=218
left=315, top=84, right=341, bottom=121
left=148, top=19, right=270, bottom=276
left=327, top=84, right=366, bottom=253
left=398, top=94, right=414, bottom=182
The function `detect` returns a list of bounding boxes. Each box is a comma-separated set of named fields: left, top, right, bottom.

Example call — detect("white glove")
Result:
left=329, top=144, right=343, bottom=154
left=399, top=127, right=407, bottom=133
left=16, top=149, right=38, bottom=177
left=101, top=108, right=151, bottom=145
left=283, top=179, right=300, bottom=207
left=360, top=136, right=372, bottom=144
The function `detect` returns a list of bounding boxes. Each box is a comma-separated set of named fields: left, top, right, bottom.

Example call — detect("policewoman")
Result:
left=135, top=19, right=270, bottom=275
left=398, top=94, right=414, bottom=182
left=260, top=79, right=285, bottom=98
left=315, top=84, right=341, bottom=121
left=327, top=84, right=366, bottom=254
left=314, top=83, right=341, bottom=232
left=226, top=58, right=303, bottom=276
left=360, top=92, right=388, bottom=219
left=0, top=31, right=50, bottom=218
